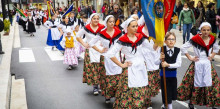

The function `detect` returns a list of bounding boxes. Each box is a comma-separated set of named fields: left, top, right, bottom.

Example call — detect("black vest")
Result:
left=159, top=46, right=180, bottom=71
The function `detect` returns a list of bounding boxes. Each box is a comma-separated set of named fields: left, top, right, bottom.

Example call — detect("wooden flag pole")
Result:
left=162, top=46, right=168, bottom=109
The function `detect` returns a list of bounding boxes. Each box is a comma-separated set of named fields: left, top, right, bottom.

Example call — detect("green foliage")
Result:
left=210, top=32, right=217, bottom=39
left=0, top=13, right=3, bottom=18
left=3, top=19, right=10, bottom=32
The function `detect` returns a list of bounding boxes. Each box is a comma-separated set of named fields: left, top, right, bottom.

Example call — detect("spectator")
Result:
left=102, top=3, right=107, bottom=20
left=91, top=5, right=96, bottom=13
left=178, top=3, right=195, bottom=44
left=216, top=7, right=220, bottom=45
left=175, top=1, right=183, bottom=32
left=123, top=2, right=128, bottom=19
left=9, top=10, right=13, bottom=26
left=206, top=2, right=217, bottom=33
left=109, top=4, right=122, bottom=22
left=194, top=1, right=205, bottom=29
left=0, top=19, right=4, bottom=54
left=131, top=8, right=138, bottom=15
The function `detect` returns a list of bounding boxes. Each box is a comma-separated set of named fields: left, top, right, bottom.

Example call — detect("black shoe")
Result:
left=218, top=41, right=220, bottom=45
left=188, top=103, right=194, bottom=109
left=212, top=107, right=217, bottom=109
left=93, top=87, right=99, bottom=95
left=105, top=98, right=111, bottom=104
left=52, top=47, right=54, bottom=51
left=0, top=51, right=5, bottom=54
left=67, top=65, right=72, bottom=70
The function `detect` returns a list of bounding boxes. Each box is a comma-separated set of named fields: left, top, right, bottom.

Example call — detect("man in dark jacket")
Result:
left=0, top=19, right=5, bottom=54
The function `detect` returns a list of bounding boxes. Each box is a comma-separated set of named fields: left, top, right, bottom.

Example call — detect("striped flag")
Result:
left=47, top=0, right=55, bottom=20
left=141, top=0, right=176, bottom=46
left=62, top=3, right=74, bottom=17
left=13, top=5, right=27, bottom=18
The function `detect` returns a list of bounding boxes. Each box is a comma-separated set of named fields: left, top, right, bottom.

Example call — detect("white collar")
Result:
left=166, top=46, right=174, bottom=51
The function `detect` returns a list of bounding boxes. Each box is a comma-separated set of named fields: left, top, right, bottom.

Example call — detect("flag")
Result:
left=47, top=0, right=55, bottom=20
left=62, top=3, right=74, bottom=17
left=141, top=0, right=176, bottom=46
left=13, top=5, right=27, bottom=18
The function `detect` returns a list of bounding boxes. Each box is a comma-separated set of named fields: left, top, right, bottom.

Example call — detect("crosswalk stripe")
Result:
left=44, top=46, right=64, bottom=61
left=19, top=48, right=36, bottom=63
left=176, top=100, right=197, bottom=109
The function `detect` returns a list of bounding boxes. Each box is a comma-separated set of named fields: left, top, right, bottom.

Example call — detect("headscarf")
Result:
left=130, top=14, right=138, bottom=19
left=102, top=15, right=114, bottom=30
left=120, top=18, right=136, bottom=33
left=86, top=13, right=99, bottom=24
left=199, top=22, right=212, bottom=30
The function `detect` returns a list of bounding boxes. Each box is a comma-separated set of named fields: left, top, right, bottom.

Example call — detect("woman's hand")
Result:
left=208, top=56, right=214, bottom=61
left=84, top=43, right=90, bottom=49
left=189, top=56, right=199, bottom=62
left=121, top=61, right=132, bottom=68
left=100, top=48, right=108, bottom=53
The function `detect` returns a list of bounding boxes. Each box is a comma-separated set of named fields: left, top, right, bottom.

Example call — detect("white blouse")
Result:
left=106, top=38, right=153, bottom=88
left=181, top=41, right=219, bottom=87
left=89, top=34, right=122, bottom=75
left=76, top=27, right=102, bottom=63
left=44, top=20, right=61, bottom=40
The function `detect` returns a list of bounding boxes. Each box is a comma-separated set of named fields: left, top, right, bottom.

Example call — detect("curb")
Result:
left=0, top=17, right=16, bottom=109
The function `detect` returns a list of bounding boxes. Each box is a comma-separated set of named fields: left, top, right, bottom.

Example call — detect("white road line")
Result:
left=176, top=100, right=197, bottom=109
left=19, top=48, right=36, bottom=63
left=44, top=47, right=64, bottom=61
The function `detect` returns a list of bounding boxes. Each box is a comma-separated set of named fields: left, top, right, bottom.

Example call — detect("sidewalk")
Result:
left=170, top=28, right=220, bottom=62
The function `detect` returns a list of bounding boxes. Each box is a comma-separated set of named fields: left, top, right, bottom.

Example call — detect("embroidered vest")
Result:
left=65, top=36, right=74, bottom=48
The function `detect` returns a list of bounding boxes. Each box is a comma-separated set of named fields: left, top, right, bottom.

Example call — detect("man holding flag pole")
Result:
left=141, top=0, right=176, bottom=108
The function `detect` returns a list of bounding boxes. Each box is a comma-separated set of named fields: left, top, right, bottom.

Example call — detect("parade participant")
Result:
left=60, top=28, right=78, bottom=70
left=55, top=11, right=62, bottom=23
left=26, top=12, right=36, bottom=36
left=106, top=18, right=153, bottom=108
left=72, top=24, right=85, bottom=59
left=44, top=14, right=61, bottom=50
left=88, top=15, right=122, bottom=103
left=154, top=32, right=182, bottom=109
left=35, top=12, right=42, bottom=28
left=78, top=14, right=88, bottom=29
left=57, top=16, right=74, bottom=51
left=130, top=14, right=139, bottom=21
left=137, top=16, right=160, bottom=97
left=76, top=13, right=105, bottom=95
left=69, top=12, right=78, bottom=25
left=177, top=22, right=220, bottom=109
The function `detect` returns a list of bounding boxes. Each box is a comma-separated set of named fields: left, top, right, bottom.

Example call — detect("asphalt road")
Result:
left=10, top=25, right=220, bottom=109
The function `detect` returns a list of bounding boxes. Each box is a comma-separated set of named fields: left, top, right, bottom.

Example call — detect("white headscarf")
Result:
left=138, top=15, right=145, bottom=26
left=102, top=15, right=114, bottom=30
left=120, top=18, right=136, bottom=33
left=86, top=13, right=99, bottom=24
left=199, top=22, right=212, bottom=30
left=130, top=14, right=138, bottom=19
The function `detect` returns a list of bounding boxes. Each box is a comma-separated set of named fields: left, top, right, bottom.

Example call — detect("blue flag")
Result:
left=62, top=4, right=74, bottom=17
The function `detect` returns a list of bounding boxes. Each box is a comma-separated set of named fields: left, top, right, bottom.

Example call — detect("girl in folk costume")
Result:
left=35, top=12, right=42, bottom=28
left=44, top=14, right=61, bottom=50
left=137, top=16, right=161, bottom=97
left=177, top=22, right=220, bottom=109
left=72, top=24, right=85, bottom=59
left=105, top=18, right=154, bottom=108
left=88, top=15, right=123, bottom=103
left=60, top=28, right=78, bottom=70
left=76, top=13, right=105, bottom=95
left=57, top=16, right=74, bottom=51
left=26, top=12, right=36, bottom=36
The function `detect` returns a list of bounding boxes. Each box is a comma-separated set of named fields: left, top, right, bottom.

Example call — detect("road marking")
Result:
left=44, top=47, right=64, bottom=61
left=176, top=100, right=197, bottom=109
left=19, top=48, right=36, bottom=62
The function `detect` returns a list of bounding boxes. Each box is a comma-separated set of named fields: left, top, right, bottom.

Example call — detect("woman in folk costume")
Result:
left=57, top=16, right=74, bottom=51
left=72, top=24, right=85, bottom=59
left=26, top=12, right=36, bottom=36
left=35, top=12, right=41, bottom=28
left=44, top=14, right=61, bottom=50
left=177, top=22, right=220, bottom=109
left=88, top=15, right=123, bottom=103
left=60, top=28, right=78, bottom=70
left=105, top=18, right=154, bottom=108
left=76, top=13, right=105, bottom=95
left=137, top=16, right=161, bottom=97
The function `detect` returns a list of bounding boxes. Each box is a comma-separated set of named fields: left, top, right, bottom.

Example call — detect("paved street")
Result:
left=10, top=25, right=220, bottom=109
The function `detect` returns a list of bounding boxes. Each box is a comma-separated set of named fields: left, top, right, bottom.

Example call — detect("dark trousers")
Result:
left=160, top=76, right=177, bottom=104
left=0, top=34, right=2, bottom=52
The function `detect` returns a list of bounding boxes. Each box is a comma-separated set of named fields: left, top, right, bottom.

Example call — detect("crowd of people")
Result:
left=13, top=1, right=220, bottom=109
